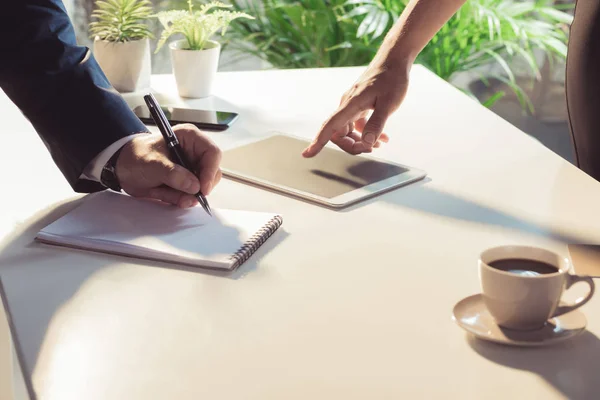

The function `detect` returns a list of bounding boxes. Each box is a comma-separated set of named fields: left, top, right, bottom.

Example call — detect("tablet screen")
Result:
left=221, top=135, right=408, bottom=199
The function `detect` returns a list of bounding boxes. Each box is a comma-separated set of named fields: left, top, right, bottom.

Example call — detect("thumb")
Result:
left=361, top=107, right=390, bottom=146
left=154, top=157, right=201, bottom=195
left=195, top=145, right=222, bottom=196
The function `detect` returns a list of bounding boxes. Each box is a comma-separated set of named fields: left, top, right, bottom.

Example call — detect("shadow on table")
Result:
left=0, top=195, right=287, bottom=400
left=468, top=332, right=600, bottom=400
left=0, top=198, right=90, bottom=400
left=339, top=176, right=592, bottom=244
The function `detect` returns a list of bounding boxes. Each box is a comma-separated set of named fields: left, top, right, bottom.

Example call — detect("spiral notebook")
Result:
left=35, top=191, right=283, bottom=270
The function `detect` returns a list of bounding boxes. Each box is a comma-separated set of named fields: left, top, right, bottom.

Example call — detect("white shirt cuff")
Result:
left=80, top=134, right=147, bottom=182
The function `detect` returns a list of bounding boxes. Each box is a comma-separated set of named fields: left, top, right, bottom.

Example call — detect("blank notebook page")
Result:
left=36, top=191, right=283, bottom=270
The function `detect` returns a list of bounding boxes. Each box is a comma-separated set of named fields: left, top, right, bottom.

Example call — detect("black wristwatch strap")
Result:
left=100, top=146, right=125, bottom=192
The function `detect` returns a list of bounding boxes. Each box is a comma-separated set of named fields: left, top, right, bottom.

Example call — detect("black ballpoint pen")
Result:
left=143, top=93, right=212, bottom=216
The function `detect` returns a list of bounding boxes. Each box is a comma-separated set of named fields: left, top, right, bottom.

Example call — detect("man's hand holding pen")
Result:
left=115, top=124, right=222, bottom=209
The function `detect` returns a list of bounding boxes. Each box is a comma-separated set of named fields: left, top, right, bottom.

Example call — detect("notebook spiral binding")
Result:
left=230, top=215, right=283, bottom=269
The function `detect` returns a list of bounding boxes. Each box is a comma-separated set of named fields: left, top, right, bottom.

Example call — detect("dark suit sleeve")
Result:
left=0, top=0, right=149, bottom=193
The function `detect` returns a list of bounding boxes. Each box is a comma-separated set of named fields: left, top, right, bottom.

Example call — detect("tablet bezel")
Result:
left=220, top=133, right=427, bottom=209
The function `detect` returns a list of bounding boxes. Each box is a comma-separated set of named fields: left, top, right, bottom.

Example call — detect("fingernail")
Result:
left=364, top=133, right=376, bottom=144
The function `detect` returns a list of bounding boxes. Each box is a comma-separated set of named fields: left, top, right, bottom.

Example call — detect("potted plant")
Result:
left=155, top=0, right=253, bottom=98
left=89, top=0, right=154, bottom=93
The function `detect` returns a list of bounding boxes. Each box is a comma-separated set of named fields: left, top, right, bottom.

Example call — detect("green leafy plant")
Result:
left=154, top=0, right=253, bottom=52
left=89, top=0, right=154, bottom=42
left=346, top=0, right=573, bottom=110
left=226, top=0, right=376, bottom=68
left=224, top=0, right=573, bottom=111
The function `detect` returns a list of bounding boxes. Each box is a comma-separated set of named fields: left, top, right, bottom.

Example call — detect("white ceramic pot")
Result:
left=93, top=37, right=151, bottom=93
left=170, top=39, right=220, bottom=98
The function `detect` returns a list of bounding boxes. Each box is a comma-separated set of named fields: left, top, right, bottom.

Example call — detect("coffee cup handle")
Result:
left=553, top=275, right=595, bottom=318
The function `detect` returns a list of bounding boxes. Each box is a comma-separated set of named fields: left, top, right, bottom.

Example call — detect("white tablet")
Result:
left=221, top=133, right=427, bottom=209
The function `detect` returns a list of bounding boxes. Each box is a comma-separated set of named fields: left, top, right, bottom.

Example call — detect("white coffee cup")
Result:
left=479, top=245, right=595, bottom=330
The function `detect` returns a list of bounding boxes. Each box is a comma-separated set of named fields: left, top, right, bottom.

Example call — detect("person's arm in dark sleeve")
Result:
left=0, top=0, right=149, bottom=192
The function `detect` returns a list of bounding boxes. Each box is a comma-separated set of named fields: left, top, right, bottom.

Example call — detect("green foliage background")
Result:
left=156, top=0, right=574, bottom=109
left=224, top=0, right=573, bottom=109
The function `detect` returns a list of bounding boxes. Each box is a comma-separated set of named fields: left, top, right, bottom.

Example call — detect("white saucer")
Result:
left=452, top=294, right=587, bottom=347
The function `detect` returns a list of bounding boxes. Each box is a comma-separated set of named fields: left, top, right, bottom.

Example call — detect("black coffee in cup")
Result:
left=488, top=258, right=559, bottom=277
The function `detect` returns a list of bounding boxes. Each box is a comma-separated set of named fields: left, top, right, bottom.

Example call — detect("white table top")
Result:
left=2, top=66, right=600, bottom=400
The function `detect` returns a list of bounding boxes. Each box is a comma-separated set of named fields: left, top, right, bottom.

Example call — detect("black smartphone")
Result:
left=133, top=105, right=238, bottom=131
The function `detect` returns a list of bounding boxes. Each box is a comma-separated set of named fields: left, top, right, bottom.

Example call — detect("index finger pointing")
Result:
left=302, top=100, right=364, bottom=158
